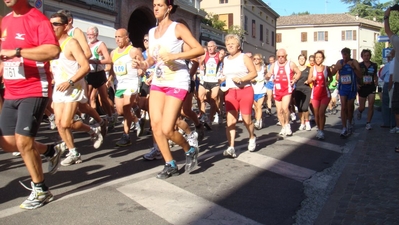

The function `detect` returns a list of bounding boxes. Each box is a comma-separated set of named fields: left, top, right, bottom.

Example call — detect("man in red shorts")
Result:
left=266, top=48, right=301, bottom=136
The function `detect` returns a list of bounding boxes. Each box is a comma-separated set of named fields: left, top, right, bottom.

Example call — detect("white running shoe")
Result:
left=285, top=124, right=293, bottom=136
left=248, top=136, right=256, bottom=152
left=298, top=124, right=305, bottom=131
left=223, top=146, right=237, bottom=158
left=90, top=125, right=103, bottom=149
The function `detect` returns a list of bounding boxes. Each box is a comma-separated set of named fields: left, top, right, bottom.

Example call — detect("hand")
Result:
left=0, top=49, right=17, bottom=60
left=132, top=55, right=142, bottom=69
left=159, top=52, right=175, bottom=64
left=145, top=76, right=153, bottom=85
left=233, top=77, right=242, bottom=84
left=56, top=81, right=71, bottom=92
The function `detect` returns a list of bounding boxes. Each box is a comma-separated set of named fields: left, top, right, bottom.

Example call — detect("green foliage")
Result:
left=291, top=11, right=310, bottom=15
left=227, top=25, right=246, bottom=37
left=201, top=12, right=226, bottom=31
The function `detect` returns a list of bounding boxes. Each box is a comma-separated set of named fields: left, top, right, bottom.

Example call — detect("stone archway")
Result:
left=128, top=7, right=155, bottom=50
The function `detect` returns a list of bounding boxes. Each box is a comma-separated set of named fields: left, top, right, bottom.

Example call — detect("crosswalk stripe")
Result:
left=117, top=178, right=263, bottom=225
left=236, top=151, right=316, bottom=182
left=285, top=136, right=343, bottom=153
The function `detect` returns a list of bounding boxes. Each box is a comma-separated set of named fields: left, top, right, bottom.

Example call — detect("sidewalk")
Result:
left=316, top=111, right=399, bottom=224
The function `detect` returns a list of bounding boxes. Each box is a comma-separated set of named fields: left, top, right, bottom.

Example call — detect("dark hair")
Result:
left=361, top=49, right=372, bottom=57
left=57, top=10, right=73, bottom=20
left=341, top=47, right=351, bottom=55
left=269, top=55, right=275, bottom=60
left=298, top=54, right=307, bottom=60
left=314, top=50, right=325, bottom=60
left=308, top=54, right=315, bottom=60
left=165, top=0, right=179, bottom=14
left=50, top=13, right=69, bottom=25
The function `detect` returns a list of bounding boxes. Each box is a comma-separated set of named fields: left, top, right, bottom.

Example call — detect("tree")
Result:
left=201, top=12, right=226, bottom=31
left=291, top=11, right=310, bottom=15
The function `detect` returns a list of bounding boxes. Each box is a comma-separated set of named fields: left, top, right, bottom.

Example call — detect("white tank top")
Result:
left=148, top=22, right=189, bottom=90
left=112, top=45, right=139, bottom=90
left=51, top=37, right=86, bottom=89
left=222, top=53, right=250, bottom=89
left=252, top=65, right=266, bottom=94
left=89, top=40, right=105, bottom=72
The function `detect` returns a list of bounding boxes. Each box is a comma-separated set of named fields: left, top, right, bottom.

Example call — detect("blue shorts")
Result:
left=254, top=93, right=265, bottom=102
left=339, top=86, right=357, bottom=100
left=265, top=81, right=274, bottom=90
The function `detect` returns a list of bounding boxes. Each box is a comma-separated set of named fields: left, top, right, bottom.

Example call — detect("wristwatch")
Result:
left=15, top=48, right=22, bottom=57
left=68, top=79, right=74, bottom=86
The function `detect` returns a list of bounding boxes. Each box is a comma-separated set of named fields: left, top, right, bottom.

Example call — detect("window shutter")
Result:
left=353, top=49, right=357, bottom=60
left=325, top=31, right=328, bottom=41
left=314, top=32, right=317, bottom=41
left=342, top=31, right=345, bottom=41
left=353, top=30, right=357, bottom=40
left=228, top=13, right=233, bottom=28
left=301, top=32, right=307, bottom=42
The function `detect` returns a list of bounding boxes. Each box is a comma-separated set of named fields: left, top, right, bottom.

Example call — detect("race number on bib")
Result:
left=363, top=75, right=373, bottom=84
left=340, top=75, right=352, bottom=84
left=3, top=59, right=26, bottom=80
left=275, top=83, right=281, bottom=90
left=114, top=63, right=127, bottom=76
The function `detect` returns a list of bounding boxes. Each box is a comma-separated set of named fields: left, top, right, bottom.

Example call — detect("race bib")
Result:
left=340, top=75, right=352, bottom=84
left=363, top=75, right=373, bottom=84
left=275, top=83, right=281, bottom=90
left=114, top=62, right=127, bottom=76
left=3, top=58, right=26, bottom=80
left=205, top=61, right=217, bottom=77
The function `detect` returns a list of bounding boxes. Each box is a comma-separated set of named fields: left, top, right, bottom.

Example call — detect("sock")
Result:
left=69, top=148, right=78, bottom=156
left=43, top=144, right=56, bottom=157
left=33, top=180, right=48, bottom=191
left=167, top=160, right=176, bottom=168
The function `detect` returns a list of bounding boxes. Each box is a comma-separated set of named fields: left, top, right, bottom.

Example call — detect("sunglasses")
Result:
left=277, top=55, right=286, bottom=58
left=51, top=22, right=66, bottom=26
left=143, top=39, right=149, bottom=42
left=253, top=58, right=261, bottom=60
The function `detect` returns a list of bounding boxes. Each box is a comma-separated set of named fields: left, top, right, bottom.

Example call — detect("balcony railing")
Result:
left=84, top=0, right=115, bottom=11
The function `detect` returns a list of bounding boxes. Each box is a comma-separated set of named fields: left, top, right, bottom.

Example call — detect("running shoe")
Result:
left=156, top=163, right=179, bottom=179
left=19, top=182, right=54, bottom=210
left=365, top=123, right=372, bottom=130
left=248, top=136, right=256, bottom=152
left=116, top=133, right=131, bottom=146
left=223, top=146, right=237, bottom=158
left=61, top=153, right=82, bottom=166
left=90, top=125, right=103, bottom=149
left=185, top=146, right=199, bottom=172
left=48, top=142, right=67, bottom=174
left=143, top=146, right=163, bottom=161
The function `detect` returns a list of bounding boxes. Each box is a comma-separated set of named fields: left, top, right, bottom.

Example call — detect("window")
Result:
left=314, top=31, right=328, bottom=41
left=252, top=20, right=256, bottom=38
left=352, top=49, right=357, bottom=60
left=219, top=13, right=233, bottom=30
left=341, top=30, right=357, bottom=41
left=276, top=32, right=281, bottom=43
left=266, top=28, right=269, bottom=44
left=272, top=31, right=275, bottom=46
left=301, top=32, right=307, bottom=42
left=260, top=24, right=263, bottom=41
left=244, top=16, right=248, bottom=33
left=219, top=0, right=228, bottom=3
left=301, top=50, right=308, bottom=58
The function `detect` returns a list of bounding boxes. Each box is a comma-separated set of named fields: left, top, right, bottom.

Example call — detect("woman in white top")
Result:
left=252, top=53, right=267, bottom=130
left=133, top=0, right=204, bottom=179
left=220, top=34, right=257, bottom=158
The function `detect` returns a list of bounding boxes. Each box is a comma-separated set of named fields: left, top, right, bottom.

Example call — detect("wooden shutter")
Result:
left=301, top=50, right=308, bottom=58
left=228, top=13, right=233, bottom=28
left=353, top=49, right=357, bottom=60
left=342, top=31, right=345, bottom=41
left=325, top=31, right=328, bottom=41
left=301, top=32, right=307, bottom=42
left=314, top=32, right=317, bottom=41
left=353, top=30, right=357, bottom=40
left=276, top=33, right=282, bottom=43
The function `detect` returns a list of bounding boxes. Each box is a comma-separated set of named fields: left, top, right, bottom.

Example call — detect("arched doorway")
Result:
left=128, top=7, right=155, bottom=50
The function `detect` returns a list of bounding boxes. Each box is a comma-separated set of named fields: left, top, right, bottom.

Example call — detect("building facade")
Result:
left=0, top=0, right=205, bottom=50
left=276, top=14, right=383, bottom=66
left=201, top=0, right=279, bottom=60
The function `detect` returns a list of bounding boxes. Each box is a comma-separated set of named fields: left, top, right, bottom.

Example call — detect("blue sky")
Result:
left=265, top=0, right=391, bottom=16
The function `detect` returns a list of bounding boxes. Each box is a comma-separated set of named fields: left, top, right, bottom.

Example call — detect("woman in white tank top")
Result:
left=133, top=0, right=204, bottom=179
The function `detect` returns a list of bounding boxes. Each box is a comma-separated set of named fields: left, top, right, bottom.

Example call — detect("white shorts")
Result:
left=52, top=80, right=88, bottom=103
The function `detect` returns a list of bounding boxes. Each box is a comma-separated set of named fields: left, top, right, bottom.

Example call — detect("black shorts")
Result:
left=392, top=83, right=399, bottom=114
left=200, top=81, right=219, bottom=91
left=87, top=70, right=107, bottom=88
left=357, top=85, right=376, bottom=98
left=0, top=97, right=48, bottom=137
left=189, top=80, right=195, bottom=93
left=140, top=83, right=150, bottom=97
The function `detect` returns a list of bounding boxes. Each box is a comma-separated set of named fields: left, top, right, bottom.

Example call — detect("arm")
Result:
left=307, top=66, right=314, bottom=84
left=0, top=44, right=60, bottom=62
left=330, top=60, right=342, bottom=75
left=351, top=60, right=362, bottom=79
left=385, top=8, right=394, bottom=39
left=291, top=62, right=301, bottom=85
left=73, top=28, right=92, bottom=59
left=90, top=42, right=112, bottom=65
left=265, top=64, right=274, bottom=80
